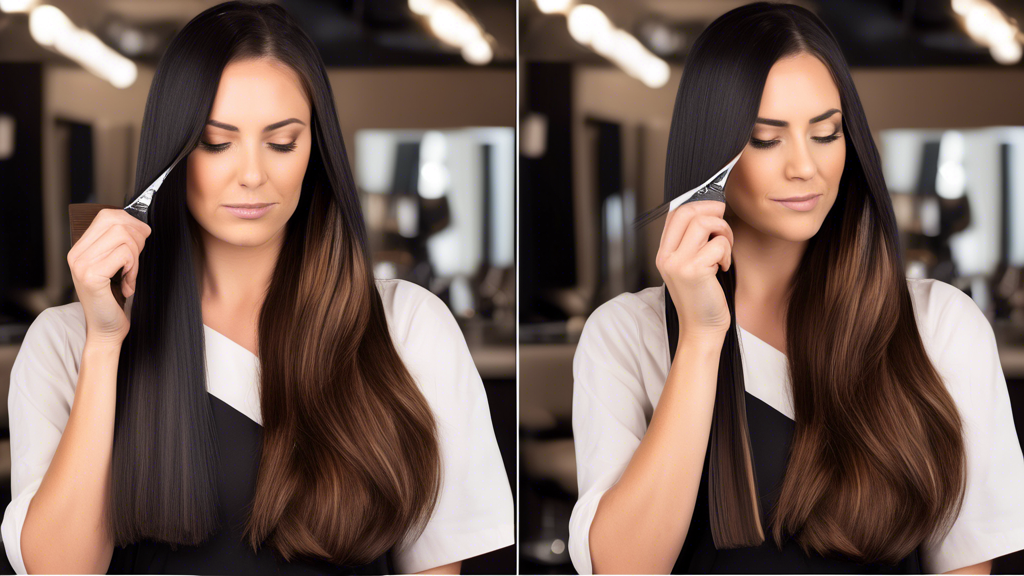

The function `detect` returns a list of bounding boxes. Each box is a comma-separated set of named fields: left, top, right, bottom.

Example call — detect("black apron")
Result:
left=663, top=286, right=923, bottom=573
left=106, top=393, right=393, bottom=575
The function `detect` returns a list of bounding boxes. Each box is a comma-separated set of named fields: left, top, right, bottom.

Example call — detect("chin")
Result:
left=774, top=221, right=824, bottom=242
left=214, top=226, right=277, bottom=247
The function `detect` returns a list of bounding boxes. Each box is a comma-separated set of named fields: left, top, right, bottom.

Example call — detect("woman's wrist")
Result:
left=678, top=330, right=727, bottom=353
left=83, top=338, right=123, bottom=358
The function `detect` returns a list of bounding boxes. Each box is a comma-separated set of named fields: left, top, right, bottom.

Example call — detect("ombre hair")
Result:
left=112, top=1, right=441, bottom=565
left=637, top=1, right=966, bottom=564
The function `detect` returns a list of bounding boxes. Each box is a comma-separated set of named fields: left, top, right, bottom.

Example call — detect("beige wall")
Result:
left=25, top=64, right=514, bottom=311
left=570, top=65, right=1024, bottom=306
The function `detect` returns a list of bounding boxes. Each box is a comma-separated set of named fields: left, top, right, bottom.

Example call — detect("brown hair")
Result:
left=655, top=2, right=966, bottom=563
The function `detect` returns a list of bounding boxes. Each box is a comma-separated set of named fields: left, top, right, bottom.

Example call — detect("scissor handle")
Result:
left=68, top=203, right=129, bottom=309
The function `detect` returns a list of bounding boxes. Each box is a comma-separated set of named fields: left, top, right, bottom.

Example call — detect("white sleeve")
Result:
left=2, top=308, right=80, bottom=575
left=388, top=283, right=515, bottom=573
left=568, top=296, right=652, bottom=575
left=919, top=283, right=1024, bottom=573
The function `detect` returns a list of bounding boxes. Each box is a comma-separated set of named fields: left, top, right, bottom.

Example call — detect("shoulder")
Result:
left=906, top=277, right=992, bottom=354
left=374, top=278, right=458, bottom=348
left=584, top=285, right=665, bottom=335
left=374, top=278, right=469, bottom=396
left=375, top=277, right=443, bottom=317
left=16, top=302, right=87, bottom=365
left=578, top=285, right=666, bottom=355
left=574, top=285, right=671, bottom=389
left=905, top=277, right=1005, bottom=413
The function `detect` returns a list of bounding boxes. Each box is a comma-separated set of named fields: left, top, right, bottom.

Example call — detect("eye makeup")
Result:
left=749, top=131, right=843, bottom=149
left=198, top=140, right=298, bottom=153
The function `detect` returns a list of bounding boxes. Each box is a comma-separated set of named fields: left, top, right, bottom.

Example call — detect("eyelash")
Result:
left=749, top=132, right=843, bottom=149
left=198, top=141, right=298, bottom=153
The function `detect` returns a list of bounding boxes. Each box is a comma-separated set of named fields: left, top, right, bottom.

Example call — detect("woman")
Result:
left=569, top=2, right=1024, bottom=574
left=1, top=2, right=513, bottom=574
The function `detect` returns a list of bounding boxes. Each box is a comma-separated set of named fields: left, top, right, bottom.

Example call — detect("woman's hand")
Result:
left=656, top=200, right=735, bottom=339
left=67, top=208, right=151, bottom=346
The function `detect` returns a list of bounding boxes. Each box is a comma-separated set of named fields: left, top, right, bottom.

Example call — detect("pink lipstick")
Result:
left=224, top=203, right=275, bottom=219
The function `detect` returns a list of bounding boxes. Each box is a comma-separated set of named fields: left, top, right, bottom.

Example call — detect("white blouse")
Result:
left=569, top=277, right=1024, bottom=574
left=2, top=277, right=514, bottom=575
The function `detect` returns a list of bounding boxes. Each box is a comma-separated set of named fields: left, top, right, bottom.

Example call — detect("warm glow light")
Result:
left=28, top=4, right=72, bottom=46
left=954, top=0, right=1023, bottom=66
left=429, top=4, right=481, bottom=46
left=0, top=0, right=37, bottom=12
left=462, top=37, right=493, bottom=65
left=990, top=38, right=1023, bottom=64
left=408, top=0, right=438, bottom=16
left=564, top=5, right=670, bottom=88
left=638, top=56, right=671, bottom=88
left=567, top=4, right=611, bottom=46
left=412, top=0, right=494, bottom=66
left=29, top=4, right=137, bottom=88
left=535, top=0, right=573, bottom=14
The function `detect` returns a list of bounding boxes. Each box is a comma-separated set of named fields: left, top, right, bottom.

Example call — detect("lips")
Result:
left=774, top=194, right=821, bottom=202
left=224, top=203, right=274, bottom=208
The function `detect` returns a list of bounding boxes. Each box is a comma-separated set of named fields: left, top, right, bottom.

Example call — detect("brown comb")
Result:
left=69, top=203, right=128, bottom=309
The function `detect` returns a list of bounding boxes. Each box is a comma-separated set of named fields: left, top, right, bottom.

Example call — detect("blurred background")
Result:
left=0, top=0, right=515, bottom=573
left=518, top=0, right=1024, bottom=573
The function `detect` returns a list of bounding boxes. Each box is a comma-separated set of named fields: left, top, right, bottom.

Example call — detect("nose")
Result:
left=238, top=141, right=268, bottom=190
left=784, top=136, right=817, bottom=182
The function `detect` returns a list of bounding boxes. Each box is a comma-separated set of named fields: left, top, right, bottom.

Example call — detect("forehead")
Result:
left=759, top=53, right=841, bottom=119
left=207, top=58, right=310, bottom=125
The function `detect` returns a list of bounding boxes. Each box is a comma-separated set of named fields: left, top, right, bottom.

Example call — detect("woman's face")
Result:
left=724, top=52, right=845, bottom=242
left=186, top=57, right=312, bottom=248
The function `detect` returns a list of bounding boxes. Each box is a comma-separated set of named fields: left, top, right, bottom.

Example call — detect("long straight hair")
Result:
left=111, top=1, right=441, bottom=565
left=639, top=2, right=967, bottom=564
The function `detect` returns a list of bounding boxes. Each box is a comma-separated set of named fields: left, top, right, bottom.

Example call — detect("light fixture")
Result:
left=565, top=3, right=671, bottom=88
left=952, top=0, right=1023, bottom=65
left=0, top=0, right=38, bottom=13
left=29, top=4, right=137, bottom=88
left=409, top=0, right=494, bottom=65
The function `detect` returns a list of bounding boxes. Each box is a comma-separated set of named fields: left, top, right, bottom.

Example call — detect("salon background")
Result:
left=0, top=0, right=516, bottom=573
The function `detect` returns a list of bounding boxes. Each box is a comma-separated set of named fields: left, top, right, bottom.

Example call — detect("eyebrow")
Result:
left=755, top=108, right=841, bottom=127
left=206, top=118, right=305, bottom=133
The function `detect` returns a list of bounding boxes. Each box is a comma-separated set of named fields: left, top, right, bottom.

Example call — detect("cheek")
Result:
left=729, top=156, right=773, bottom=205
left=186, top=155, right=231, bottom=206
left=824, top=141, right=846, bottom=183
left=270, top=150, right=311, bottom=202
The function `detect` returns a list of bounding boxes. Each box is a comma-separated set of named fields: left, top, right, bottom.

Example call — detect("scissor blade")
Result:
left=667, top=150, right=743, bottom=213
left=124, top=154, right=185, bottom=222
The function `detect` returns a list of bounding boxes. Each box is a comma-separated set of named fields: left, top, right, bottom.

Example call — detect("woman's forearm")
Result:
left=589, top=333, right=725, bottom=574
left=21, top=339, right=119, bottom=574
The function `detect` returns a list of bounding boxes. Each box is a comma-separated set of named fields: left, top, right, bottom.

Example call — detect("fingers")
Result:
left=69, top=208, right=151, bottom=262
left=679, top=215, right=734, bottom=259
left=77, top=223, right=144, bottom=279
left=67, top=211, right=151, bottom=299
left=695, top=234, right=733, bottom=272
left=90, top=243, right=136, bottom=286
left=659, top=200, right=726, bottom=256
left=68, top=210, right=151, bottom=274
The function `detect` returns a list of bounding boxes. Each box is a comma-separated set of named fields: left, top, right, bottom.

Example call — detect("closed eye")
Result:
left=198, top=141, right=298, bottom=153
left=750, top=132, right=843, bottom=150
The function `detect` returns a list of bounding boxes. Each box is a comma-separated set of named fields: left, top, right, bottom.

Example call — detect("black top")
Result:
left=106, top=393, right=392, bottom=575
left=663, top=286, right=922, bottom=574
